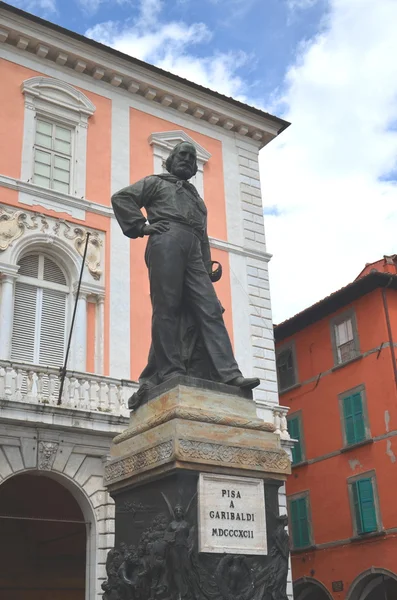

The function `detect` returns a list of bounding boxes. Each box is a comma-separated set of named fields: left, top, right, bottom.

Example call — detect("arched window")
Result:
left=11, top=253, right=69, bottom=366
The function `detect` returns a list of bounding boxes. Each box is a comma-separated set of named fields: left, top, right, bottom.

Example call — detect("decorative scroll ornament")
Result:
left=63, top=222, right=103, bottom=280
left=0, top=208, right=39, bottom=250
left=0, top=207, right=103, bottom=281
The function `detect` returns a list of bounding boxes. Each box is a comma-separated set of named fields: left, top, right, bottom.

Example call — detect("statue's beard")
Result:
left=172, top=164, right=193, bottom=180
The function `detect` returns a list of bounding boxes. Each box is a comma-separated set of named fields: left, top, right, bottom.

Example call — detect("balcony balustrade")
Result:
left=0, top=359, right=137, bottom=417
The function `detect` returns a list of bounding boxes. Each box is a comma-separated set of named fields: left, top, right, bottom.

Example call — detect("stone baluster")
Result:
left=60, top=375, right=70, bottom=406
left=280, top=412, right=290, bottom=440
left=273, top=410, right=281, bottom=436
left=116, top=384, right=124, bottom=415
left=79, top=379, right=89, bottom=410
left=68, top=376, right=77, bottom=408
left=108, top=383, right=117, bottom=414
left=15, top=369, right=24, bottom=401
left=99, top=381, right=108, bottom=411
left=36, top=372, right=44, bottom=403
left=48, top=373, right=59, bottom=405
left=89, top=380, right=99, bottom=411
left=26, top=371, right=34, bottom=402
left=4, top=366, right=14, bottom=399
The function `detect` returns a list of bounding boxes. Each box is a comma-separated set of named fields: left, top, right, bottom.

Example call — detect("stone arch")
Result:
left=346, top=567, right=397, bottom=600
left=9, top=231, right=82, bottom=283
left=294, top=576, right=333, bottom=600
left=0, top=434, right=115, bottom=599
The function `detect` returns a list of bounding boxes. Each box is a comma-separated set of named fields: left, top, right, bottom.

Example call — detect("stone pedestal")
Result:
left=103, top=377, right=291, bottom=600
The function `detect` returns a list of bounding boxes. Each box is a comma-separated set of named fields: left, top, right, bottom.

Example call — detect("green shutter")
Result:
left=352, top=478, right=377, bottom=534
left=352, top=392, right=366, bottom=442
left=288, top=417, right=303, bottom=464
left=343, top=392, right=366, bottom=444
left=291, top=497, right=310, bottom=548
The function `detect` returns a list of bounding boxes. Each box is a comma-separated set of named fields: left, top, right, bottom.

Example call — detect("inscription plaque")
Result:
left=198, top=472, right=267, bottom=554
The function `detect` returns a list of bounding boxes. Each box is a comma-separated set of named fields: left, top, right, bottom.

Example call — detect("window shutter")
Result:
left=18, top=255, right=39, bottom=278
left=352, top=481, right=362, bottom=533
left=288, top=417, right=303, bottom=464
left=43, top=256, right=66, bottom=285
left=357, top=478, right=377, bottom=533
left=11, top=282, right=38, bottom=363
left=352, top=392, right=365, bottom=442
left=343, top=395, right=356, bottom=444
left=291, top=497, right=310, bottom=548
left=39, top=288, right=66, bottom=367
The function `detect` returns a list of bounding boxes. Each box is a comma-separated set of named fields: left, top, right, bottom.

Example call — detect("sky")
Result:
left=8, top=0, right=397, bottom=323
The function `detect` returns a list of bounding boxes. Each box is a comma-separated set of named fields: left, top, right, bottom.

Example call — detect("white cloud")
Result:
left=286, top=0, right=319, bottom=10
left=76, top=0, right=131, bottom=16
left=261, top=0, right=397, bottom=323
left=10, top=0, right=56, bottom=13
left=85, top=0, right=252, bottom=99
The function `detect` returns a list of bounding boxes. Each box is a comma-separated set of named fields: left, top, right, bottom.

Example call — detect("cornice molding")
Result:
left=0, top=8, right=285, bottom=147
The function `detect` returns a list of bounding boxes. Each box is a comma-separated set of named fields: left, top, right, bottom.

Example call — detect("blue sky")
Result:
left=8, top=0, right=397, bottom=322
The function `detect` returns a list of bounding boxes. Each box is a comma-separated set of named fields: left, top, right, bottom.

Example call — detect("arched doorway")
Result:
left=0, top=472, right=86, bottom=600
left=294, top=577, right=333, bottom=600
left=347, top=568, right=397, bottom=600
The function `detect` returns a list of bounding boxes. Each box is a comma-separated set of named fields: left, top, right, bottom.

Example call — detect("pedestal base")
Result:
left=102, top=378, right=291, bottom=600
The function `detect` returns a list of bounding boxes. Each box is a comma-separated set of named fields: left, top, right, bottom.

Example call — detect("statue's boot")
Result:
left=227, top=376, right=260, bottom=390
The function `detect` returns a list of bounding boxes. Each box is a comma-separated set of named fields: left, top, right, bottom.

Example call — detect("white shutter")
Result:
left=18, top=255, right=39, bottom=278
left=10, top=282, right=38, bottom=363
left=43, top=256, right=66, bottom=286
left=38, top=288, right=66, bottom=366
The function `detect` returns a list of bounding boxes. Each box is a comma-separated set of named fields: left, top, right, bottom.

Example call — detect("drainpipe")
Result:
left=381, top=278, right=397, bottom=387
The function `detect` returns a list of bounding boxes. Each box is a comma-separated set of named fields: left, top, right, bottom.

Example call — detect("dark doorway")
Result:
left=348, top=572, right=397, bottom=600
left=294, top=579, right=332, bottom=600
left=0, top=472, right=86, bottom=600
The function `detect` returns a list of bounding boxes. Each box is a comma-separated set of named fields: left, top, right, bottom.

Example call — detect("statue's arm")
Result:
left=111, top=178, right=150, bottom=239
left=201, top=224, right=222, bottom=283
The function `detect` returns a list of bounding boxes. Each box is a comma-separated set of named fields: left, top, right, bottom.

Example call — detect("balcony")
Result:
left=0, top=359, right=137, bottom=418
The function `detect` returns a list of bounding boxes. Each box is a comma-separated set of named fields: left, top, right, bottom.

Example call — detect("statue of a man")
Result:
left=112, top=141, right=259, bottom=401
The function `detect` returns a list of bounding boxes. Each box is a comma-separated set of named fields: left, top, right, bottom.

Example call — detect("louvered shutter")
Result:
left=43, top=256, right=66, bottom=285
left=39, top=288, right=66, bottom=366
left=352, top=392, right=365, bottom=442
left=291, top=497, right=310, bottom=548
left=288, top=417, right=303, bottom=464
left=10, top=282, right=38, bottom=362
left=357, top=479, right=377, bottom=533
left=343, top=395, right=355, bottom=444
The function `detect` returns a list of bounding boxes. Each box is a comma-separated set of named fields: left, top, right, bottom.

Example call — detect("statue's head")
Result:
left=174, top=504, right=184, bottom=520
left=166, top=142, right=198, bottom=180
left=277, top=514, right=289, bottom=527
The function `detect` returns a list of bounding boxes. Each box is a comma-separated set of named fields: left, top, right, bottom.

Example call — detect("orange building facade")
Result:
left=0, top=3, right=291, bottom=599
left=275, top=256, right=397, bottom=600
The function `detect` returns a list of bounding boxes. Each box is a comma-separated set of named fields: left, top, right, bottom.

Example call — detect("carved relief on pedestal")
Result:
left=0, top=206, right=104, bottom=281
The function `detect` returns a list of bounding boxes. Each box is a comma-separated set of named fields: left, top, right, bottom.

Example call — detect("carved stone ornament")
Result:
left=0, top=208, right=40, bottom=250
left=38, top=441, right=59, bottom=470
left=0, top=206, right=103, bottom=280
left=63, top=222, right=103, bottom=280
left=102, top=489, right=290, bottom=600
left=104, top=441, right=290, bottom=484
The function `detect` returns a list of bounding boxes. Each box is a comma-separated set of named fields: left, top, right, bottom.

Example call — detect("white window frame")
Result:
left=21, top=77, right=95, bottom=199
left=331, top=309, right=360, bottom=366
left=148, top=130, right=211, bottom=198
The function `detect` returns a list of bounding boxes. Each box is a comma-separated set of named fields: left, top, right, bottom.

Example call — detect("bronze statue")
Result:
left=112, top=142, right=260, bottom=406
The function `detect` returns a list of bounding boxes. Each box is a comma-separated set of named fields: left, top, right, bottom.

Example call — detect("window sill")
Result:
left=291, top=544, right=316, bottom=555
left=292, top=460, right=308, bottom=468
left=350, top=530, right=385, bottom=543
left=332, top=354, right=363, bottom=372
left=340, top=438, right=373, bottom=453
left=279, top=382, right=302, bottom=396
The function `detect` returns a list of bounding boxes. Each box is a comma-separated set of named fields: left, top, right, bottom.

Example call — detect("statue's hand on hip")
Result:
left=142, top=222, right=170, bottom=236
